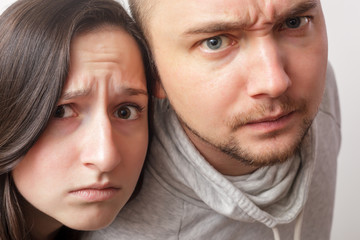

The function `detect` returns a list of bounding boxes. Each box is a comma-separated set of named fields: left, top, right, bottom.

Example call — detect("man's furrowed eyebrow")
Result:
left=182, top=0, right=318, bottom=36
left=282, top=0, right=318, bottom=19
left=183, top=22, right=247, bottom=36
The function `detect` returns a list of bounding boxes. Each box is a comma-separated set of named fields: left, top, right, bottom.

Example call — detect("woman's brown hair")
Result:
left=0, top=0, right=153, bottom=239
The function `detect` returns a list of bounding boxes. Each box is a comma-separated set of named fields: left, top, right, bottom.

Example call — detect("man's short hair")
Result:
left=128, top=0, right=154, bottom=40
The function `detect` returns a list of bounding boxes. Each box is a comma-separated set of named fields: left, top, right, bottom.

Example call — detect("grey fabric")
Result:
left=83, top=63, right=341, bottom=240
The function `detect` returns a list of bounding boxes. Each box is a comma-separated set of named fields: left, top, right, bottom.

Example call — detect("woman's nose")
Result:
left=79, top=113, right=121, bottom=173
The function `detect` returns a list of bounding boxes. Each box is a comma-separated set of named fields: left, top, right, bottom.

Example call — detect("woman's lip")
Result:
left=69, top=187, right=120, bottom=202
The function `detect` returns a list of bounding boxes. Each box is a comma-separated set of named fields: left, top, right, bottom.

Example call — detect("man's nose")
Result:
left=246, top=36, right=291, bottom=98
left=80, top=113, right=121, bottom=173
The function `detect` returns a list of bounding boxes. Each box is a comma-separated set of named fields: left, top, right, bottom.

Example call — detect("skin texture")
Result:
left=12, top=27, right=148, bottom=239
left=147, top=0, right=327, bottom=175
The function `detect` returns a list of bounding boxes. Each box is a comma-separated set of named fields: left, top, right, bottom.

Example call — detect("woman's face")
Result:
left=12, top=27, right=148, bottom=232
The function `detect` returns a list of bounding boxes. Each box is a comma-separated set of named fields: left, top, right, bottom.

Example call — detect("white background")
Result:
left=1, top=0, right=359, bottom=239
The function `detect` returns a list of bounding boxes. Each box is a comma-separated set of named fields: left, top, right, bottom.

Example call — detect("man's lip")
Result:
left=247, top=111, right=294, bottom=125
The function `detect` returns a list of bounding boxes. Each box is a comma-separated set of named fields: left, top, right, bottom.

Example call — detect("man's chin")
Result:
left=219, top=132, right=306, bottom=167
left=221, top=145, right=298, bottom=167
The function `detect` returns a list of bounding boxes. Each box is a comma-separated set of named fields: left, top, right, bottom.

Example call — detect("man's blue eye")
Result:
left=206, top=36, right=223, bottom=50
left=200, top=35, right=234, bottom=53
left=285, top=17, right=302, bottom=29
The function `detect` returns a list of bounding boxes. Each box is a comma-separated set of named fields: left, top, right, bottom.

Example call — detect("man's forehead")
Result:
left=255, top=0, right=319, bottom=21
left=152, top=0, right=319, bottom=19
left=149, top=0, right=319, bottom=33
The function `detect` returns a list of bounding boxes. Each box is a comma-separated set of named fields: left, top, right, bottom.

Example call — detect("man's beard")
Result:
left=216, top=117, right=312, bottom=167
left=176, top=96, right=315, bottom=167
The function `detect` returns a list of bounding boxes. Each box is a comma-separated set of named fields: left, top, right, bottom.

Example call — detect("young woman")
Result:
left=0, top=0, right=154, bottom=239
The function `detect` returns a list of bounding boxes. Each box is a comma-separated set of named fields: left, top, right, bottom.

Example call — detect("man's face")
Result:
left=148, top=0, right=327, bottom=174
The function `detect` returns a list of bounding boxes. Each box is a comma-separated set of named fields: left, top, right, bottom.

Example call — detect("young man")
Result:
left=85, top=0, right=341, bottom=239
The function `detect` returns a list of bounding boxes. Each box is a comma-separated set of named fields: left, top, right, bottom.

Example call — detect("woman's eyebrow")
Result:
left=122, top=88, right=148, bottom=96
left=61, top=86, right=148, bottom=100
left=62, top=88, right=92, bottom=100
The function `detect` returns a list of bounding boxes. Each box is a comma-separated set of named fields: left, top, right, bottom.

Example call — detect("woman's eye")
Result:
left=54, top=105, right=76, bottom=118
left=200, top=35, right=233, bottom=52
left=281, top=16, right=311, bottom=30
left=114, top=105, right=142, bottom=120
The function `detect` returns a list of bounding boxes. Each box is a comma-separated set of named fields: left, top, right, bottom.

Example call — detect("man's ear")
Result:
left=154, top=80, right=166, bottom=99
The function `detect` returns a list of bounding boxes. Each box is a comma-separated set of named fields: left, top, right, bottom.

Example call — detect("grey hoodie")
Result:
left=83, top=63, right=341, bottom=240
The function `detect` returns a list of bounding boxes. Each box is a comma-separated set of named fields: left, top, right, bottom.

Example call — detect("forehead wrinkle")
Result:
left=246, top=0, right=318, bottom=26
left=81, top=53, right=124, bottom=68
left=181, top=0, right=318, bottom=35
left=62, top=77, right=147, bottom=101
left=62, top=67, right=102, bottom=100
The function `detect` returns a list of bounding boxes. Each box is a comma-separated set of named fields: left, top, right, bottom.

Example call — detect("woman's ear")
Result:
left=154, top=80, right=166, bottom=99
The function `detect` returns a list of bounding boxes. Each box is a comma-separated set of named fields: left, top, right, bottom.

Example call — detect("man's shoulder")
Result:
left=318, top=62, right=341, bottom=127
left=314, top=62, right=341, bottom=152
left=82, top=169, right=184, bottom=240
